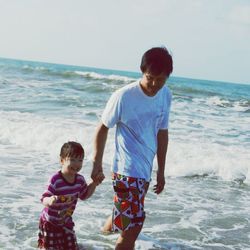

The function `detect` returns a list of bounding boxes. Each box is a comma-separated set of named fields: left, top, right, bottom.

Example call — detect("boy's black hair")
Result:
left=140, top=47, right=173, bottom=76
left=60, top=141, right=84, bottom=159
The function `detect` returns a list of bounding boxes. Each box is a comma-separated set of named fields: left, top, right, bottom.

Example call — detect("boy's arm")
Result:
left=82, top=181, right=97, bottom=200
left=91, top=123, right=109, bottom=183
left=83, top=172, right=105, bottom=199
left=154, top=129, right=169, bottom=194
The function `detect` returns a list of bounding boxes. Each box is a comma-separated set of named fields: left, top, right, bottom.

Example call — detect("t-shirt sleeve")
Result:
left=101, top=90, right=122, bottom=128
left=159, top=90, right=172, bottom=129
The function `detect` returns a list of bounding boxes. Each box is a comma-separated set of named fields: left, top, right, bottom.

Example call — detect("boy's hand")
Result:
left=48, top=195, right=58, bottom=206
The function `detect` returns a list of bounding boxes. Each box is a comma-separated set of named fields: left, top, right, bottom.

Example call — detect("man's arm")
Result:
left=91, top=123, right=109, bottom=183
left=153, top=129, right=169, bottom=194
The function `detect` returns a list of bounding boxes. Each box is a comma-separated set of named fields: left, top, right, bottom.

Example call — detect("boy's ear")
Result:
left=60, top=157, right=64, bottom=164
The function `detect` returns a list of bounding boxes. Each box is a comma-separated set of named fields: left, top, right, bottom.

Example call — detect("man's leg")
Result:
left=110, top=173, right=149, bottom=249
left=115, top=225, right=143, bottom=250
left=102, top=215, right=112, bottom=233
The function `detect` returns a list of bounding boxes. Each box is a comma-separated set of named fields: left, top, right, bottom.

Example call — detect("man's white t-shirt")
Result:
left=102, top=80, right=172, bottom=181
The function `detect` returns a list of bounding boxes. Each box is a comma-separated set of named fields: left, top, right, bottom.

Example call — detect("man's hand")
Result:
left=91, top=123, right=109, bottom=185
left=94, top=171, right=105, bottom=185
left=153, top=173, right=165, bottom=194
left=91, top=162, right=105, bottom=185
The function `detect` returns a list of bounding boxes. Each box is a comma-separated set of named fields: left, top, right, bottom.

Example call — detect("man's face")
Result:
left=140, top=71, right=168, bottom=96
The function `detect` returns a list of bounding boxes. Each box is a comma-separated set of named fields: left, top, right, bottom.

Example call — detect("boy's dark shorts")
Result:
left=112, top=172, right=149, bottom=232
left=38, top=218, right=78, bottom=250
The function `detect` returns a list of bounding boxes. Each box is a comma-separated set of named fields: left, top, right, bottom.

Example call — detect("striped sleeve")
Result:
left=40, top=175, right=57, bottom=202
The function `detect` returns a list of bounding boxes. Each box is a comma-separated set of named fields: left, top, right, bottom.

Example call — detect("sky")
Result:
left=0, top=0, right=250, bottom=84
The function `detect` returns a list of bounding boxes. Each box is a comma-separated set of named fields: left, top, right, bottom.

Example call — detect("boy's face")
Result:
left=61, top=155, right=83, bottom=176
left=140, top=71, right=168, bottom=96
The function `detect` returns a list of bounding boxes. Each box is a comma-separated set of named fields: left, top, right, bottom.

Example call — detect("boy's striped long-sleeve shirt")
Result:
left=40, top=171, right=88, bottom=229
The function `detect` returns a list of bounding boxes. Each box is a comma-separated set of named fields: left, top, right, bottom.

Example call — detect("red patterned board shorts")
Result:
left=112, top=173, right=149, bottom=232
left=38, top=218, right=79, bottom=250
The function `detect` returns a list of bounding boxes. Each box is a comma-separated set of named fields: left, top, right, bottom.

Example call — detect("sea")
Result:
left=0, top=57, right=249, bottom=250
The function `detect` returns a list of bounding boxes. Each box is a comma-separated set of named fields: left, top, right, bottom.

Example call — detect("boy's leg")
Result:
left=63, top=227, right=79, bottom=250
left=115, top=225, right=143, bottom=250
left=38, top=218, right=64, bottom=249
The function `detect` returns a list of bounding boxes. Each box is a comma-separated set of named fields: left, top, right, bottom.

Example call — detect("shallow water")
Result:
left=0, top=58, right=250, bottom=249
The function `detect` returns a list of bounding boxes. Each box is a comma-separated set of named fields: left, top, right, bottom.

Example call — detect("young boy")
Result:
left=91, top=47, right=173, bottom=249
left=38, top=141, right=104, bottom=250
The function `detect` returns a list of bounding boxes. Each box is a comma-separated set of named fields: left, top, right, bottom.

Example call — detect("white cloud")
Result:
left=228, top=5, right=250, bottom=25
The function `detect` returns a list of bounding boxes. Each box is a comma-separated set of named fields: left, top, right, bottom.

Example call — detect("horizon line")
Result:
left=0, top=56, right=249, bottom=86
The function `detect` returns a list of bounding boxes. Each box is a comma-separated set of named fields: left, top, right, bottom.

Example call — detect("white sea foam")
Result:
left=0, top=110, right=95, bottom=158
left=74, top=71, right=136, bottom=83
left=1, top=109, right=249, bottom=182
left=195, top=96, right=250, bottom=112
left=206, top=96, right=231, bottom=107
left=165, top=138, right=249, bottom=182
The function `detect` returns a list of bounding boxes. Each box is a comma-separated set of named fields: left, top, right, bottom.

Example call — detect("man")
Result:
left=92, top=47, right=173, bottom=250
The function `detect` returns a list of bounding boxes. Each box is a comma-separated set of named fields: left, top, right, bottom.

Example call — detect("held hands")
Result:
left=93, top=171, right=105, bottom=185
left=91, top=162, right=105, bottom=185
left=153, top=173, right=165, bottom=194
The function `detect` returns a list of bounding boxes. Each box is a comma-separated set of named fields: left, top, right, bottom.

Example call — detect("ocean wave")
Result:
left=166, top=141, right=250, bottom=184
left=22, top=65, right=49, bottom=72
left=169, top=77, right=250, bottom=105
left=0, top=110, right=96, bottom=156
left=0, top=78, right=11, bottom=87
left=206, top=96, right=250, bottom=111
left=74, top=71, right=136, bottom=83
left=21, top=65, right=78, bottom=78
left=188, top=96, right=250, bottom=112
left=1, top=109, right=249, bottom=184
left=21, top=64, right=136, bottom=83
left=170, top=84, right=217, bottom=98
